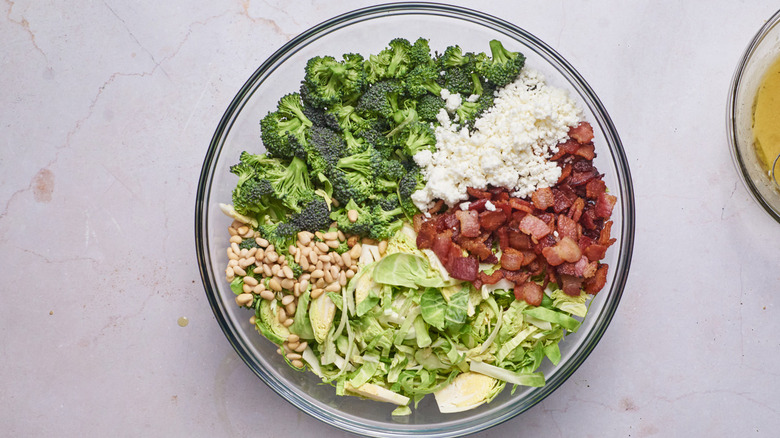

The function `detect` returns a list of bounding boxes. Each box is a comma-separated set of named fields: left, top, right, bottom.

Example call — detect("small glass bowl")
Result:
left=195, top=3, right=635, bottom=436
left=727, top=9, right=780, bottom=223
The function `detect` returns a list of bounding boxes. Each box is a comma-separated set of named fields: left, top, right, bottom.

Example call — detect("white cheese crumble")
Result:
left=440, top=88, right=463, bottom=113
left=459, top=201, right=470, bottom=210
left=484, top=200, right=496, bottom=211
left=411, top=68, right=582, bottom=210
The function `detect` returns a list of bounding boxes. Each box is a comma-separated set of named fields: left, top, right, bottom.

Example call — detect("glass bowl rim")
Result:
left=726, top=8, right=780, bottom=223
left=195, top=2, right=636, bottom=436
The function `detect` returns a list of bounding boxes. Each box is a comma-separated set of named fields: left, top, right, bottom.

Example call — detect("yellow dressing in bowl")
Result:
left=753, top=56, right=780, bottom=175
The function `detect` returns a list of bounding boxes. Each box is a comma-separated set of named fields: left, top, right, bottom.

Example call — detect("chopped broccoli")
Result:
left=287, top=260, right=304, bottom=278
left=409, top=38, right=434, bottom=68
left=365, top=38, right=413, bottom=82
left=398, top=168, right=425, bottom=217
left=328, top=103, right=370, bottom=133
left=259, top=93, right=312, bottom=160
left=302, top=104, right=341, bottom=132
left=301, top=54, right=367, bottom=108
left=355, top=79, right=404, bottom=120
left=400, top=121, right=436, bottom=158
left=238, top=238, right=260, bottom=250
left=330, top=199, right=403, bottom=240
left=404, top=64, right=442, bottom=98
left=306, top=125, right=346, bottom=176
left=475, top=39, right=525, bottom=88
left=441, top=65, right=476, bottom=96
left=439, top=45, right=471, bottom=68
left=417, top=94, right=446, bottom=122
left=343, top=129, right=369, bottom=155
left=288, top=196, right=333, bottom=233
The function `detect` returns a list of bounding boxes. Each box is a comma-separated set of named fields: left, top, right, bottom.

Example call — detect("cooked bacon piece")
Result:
left=542, top=236, right=582, bottom=266
left=568, top=197, right=585, bottom=222
left=457, top=235, right=493, bottom=261
left=534, top=234, right=557, bottom=253
left=456, top=209, right=480, bottom=238
left=583, top=243, right=608, bottom=261
left=569, top=169, right=599, bottom=186
left=558, top=163, right=573, bottom=184
left=559, top=256, right=597, bottom=278
left=479, top=210, right=507, bottom=231
left=598, top=220, right=616, bottom=247
left=468, top=198, right=489, bottom=212
left=432, top=231, right=453, bottom=264
left=447, top=256, right=479, bottom=281
left=429, top=199, right=446, bottom=214
left=515, top=281, right=544, bottom=306
left=551, top=139, right=580, bottom=160
left=556, top=214, right=580, bottom=241
left=580, top=207, right=597, bottom=230
left=574, top=143, right=595, bottom=160
left=416, top=220, right=436, bottom=249
left=518, top=214, right=551, bottom=240
left=560, top=274, right=584, bottom=296
left=532, top=187, right=555, bottom=211
left=521, top=250, right=537, bottom=266
left=569, top=122, right=594, bottom=144
left=436, top=213, right=459, bottom=232
left=585, top=178, right=607, bottom=199
left=496, top=226, right=510, bottom=251
left=500, top=248, right=525, bottom=271
left=467, top=187, right=492, bottom=199
left=552, top=188, right=574, bottom=213
left=595, top=193, right=617, bottom=219
left=584, top=264, right=609, bottom=294
left=502, top=269, right=530, bottom=285
left=479, top=269, right=504, bottom=285
left=508, top=228, right=532, bottom=250
left=556, top=262, right=578, bottom=276
left=493, top=190, right=510, bottom=202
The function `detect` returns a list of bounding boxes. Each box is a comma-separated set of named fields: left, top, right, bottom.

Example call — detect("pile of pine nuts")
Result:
left=224, top=217, right=380, bottom=368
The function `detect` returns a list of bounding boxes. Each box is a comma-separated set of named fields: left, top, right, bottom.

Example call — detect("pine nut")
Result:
left=237, top=226, right=249, bottom=235
left=326, top=240, right=340, bottom=249
left=283, top=319, right=294, bottom=327
left=309, top=252, right=318, bottom=264
left=339, top=271, right=347, bottom=286
left=325, top=282, right=341, bottom=292
left=378, top=241, right=388, bottom=255
left=247, top=247, right=257, bottom=257
left=287, top=334, right=300, bottom=343
left=311, top=288, right=324, bottom=299
left=249, top=315, right=256, bottom=325
left=293, top=282, right=300, bottom=295
left=230, top=235, right=242, bottom=244
left=301, top=246, right=311, bottom=258
left=243, top=276, right=258, bottom=286
left=227, top=248, right=238, bottom=260
left=277, top=308, right=287, bottom=323
left=242, top=228, right=254, bottom=238
left=228, top=259, right=238, bottom=267
left=282, top=266, right=294, bottom=279
left=256, top=237, right=269, bottom=247
left=286, top=353, right=302, bottom=360
left=323, top=231, right=338, bottom=241
left=287, top=341, right=299, bottom=350
left=271, top=264, right=280, bottom=275
left=315, top=278, right=326, bottom=288
left=255, top=248, right=265, bottom=261
left=315, top=242, right=329, bottom=253
left=311, top=269, right=324, bottom=279
left=231, top=242, right=241, bottom=255
left=225, top=266, right=235, bottom=278
left=346, top=269, right=355, bottom=279
left=294, top=251, right=301, bottom=264
left=280, top=278, right=295, bottom=290
left=299, top=279, right=309, bottom=292
left=333, top=253, right=344, bottom=267
left=236, top=293, right=253, bottom=306
left=349, top=243, right=361, bottom=259
left=347, top=209, right=358, bottom=223
left=291, top=359, right=304, bottom=368
left=278, top=255, right=286, bottom=264
left=341, top=252, right=352, bottom=266
left=315, top=231, right=324, bottom=240
left=266, top=245, right=275, bottom=253
left=244, top=256, right=256, bottom=266
left=276, top=269, right=286, bottom=279
left=330, top=265, right=339, bottom=278
left=233, top=265, right=247, bottom=276
left=337, top=230, right=345, bottom=242
left=300, top=256, right=310, bottom=270
left=285, top=302, right=296, bottom=316
left=324, top=270, right=334, bottom=284
left=252, top=284, right=264, bottom=294
left=228, top=227, right=238, bottom=236
left=260, top=290, right=275, bottom=301
left=262, top=264, right=273, bottom=277
left=269, top=277, right=282, bottom=292
left=298, top=231, right=312, bottom=245
left=294, top=342, right=308, bottom=353
left=242, top=283, right=253, bottom=293
left=265, top=252, right=278, bottom=263
left=289, top=245, right=297, bottom=255
left=281, top=295, right=294, bottom=306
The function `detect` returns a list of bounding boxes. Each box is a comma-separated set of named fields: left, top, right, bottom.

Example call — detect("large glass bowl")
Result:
left=195, top=3, right=635, bottom=436
left=728, top=9, right=780, bottom=223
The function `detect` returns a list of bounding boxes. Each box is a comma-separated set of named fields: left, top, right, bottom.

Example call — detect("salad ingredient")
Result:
left=411, top=68, right=581, bottom=210
left=752, top=55, right=780, bottom=174
left=433, top=372, right=503, bottom=413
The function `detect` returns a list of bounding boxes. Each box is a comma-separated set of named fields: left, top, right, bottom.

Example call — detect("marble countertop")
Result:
left=4, top=1, right=780, bottom=436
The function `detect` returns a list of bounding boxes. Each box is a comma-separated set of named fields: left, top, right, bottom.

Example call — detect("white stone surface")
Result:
left=3, top=1, right=780, bottom=436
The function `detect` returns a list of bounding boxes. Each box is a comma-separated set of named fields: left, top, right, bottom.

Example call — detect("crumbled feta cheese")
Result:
left=412, top=68, right=582, bottom=211
left=459, top=202, right=470, bottom=210
left=484, top=201, right=496, bottom=211
left=466, top=94, right=480, bottom=103
left=440, top=88, right=462, bottom=112
left=413, top=149, right=433, bottom=167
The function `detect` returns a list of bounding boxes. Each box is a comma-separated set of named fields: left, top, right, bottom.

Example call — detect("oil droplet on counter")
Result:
left=177, top=317, right=189, bottom=327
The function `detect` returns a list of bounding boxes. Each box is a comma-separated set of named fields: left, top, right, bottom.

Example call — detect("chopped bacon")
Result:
left=595, top=193, right=617, bottom=219
left=507, top=197, right=534, bottom=213
left=552, top=188, right=574, bottom=213
left=580, top=207, right=597, bottom=230
left=466, top=187, right=492, bottom=199
left=559, top=256, right=597, bottom=278
left=502, top=269, right=530, bottom=284
left=585, top=178, right=607, bottom=199
left=432, top=231, right=454, bottom=264
left=551, top=139, right=580, bottom=160
left=446, top=256, right=479, bottom=281
left=508, top=228, right=532, bottom=250
left=583, top=264, right=609, bottom=294
left=556, top=214, right=580, bottom=241
left=493, top=190, right=510, bottom=202
left=416, top=220, right=436, bottom=249
left=532, top=187, right=555, bottom=211
left=413, top=214, right=426, bottom=233
left=574, top=143, right=595, bottom=160
left=518, top=214, right=551, bottom=240
left=457, top=235, right=493, bottom=261
left=569, top=169, right=599, bottom=186
left=542, top=236, right=582, bottom=266
left=479, top=210, right=507, bottom=231
left=468, top=198, right=489, bottom=212
left=569, top=122, right=594, bottom=144
left=456, top=209, right=480, bottom=238
left=436, top=213, right=459, bottom=232
left=598, top=220, right=616, bottom=247
left=534, top=234, right=557, bottom=253
left=496, top=226, right=510, bottom=251
left=500, top=248, right=525, bottom=271
left=515, top=281, right=544, bottom=306
left=583, top=243, right=608, bottom=261
left=560, top=274, right=584, bottom=296
left=568, top=197, right=585, bottom=222
left=429, top=199, right=446, bottom=214
left=479, top=269, right=504, bottom=285
left=558, top=163, right=573, bottom=184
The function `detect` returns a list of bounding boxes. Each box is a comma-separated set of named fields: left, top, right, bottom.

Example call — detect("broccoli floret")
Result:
left=306, top=125, right=346, bottom=175
left=417, top=94, right=446, bottom=122
left=257, top=221, right=297, bottom=253
left=301, top=54, right=367, bottom=108
left=439, top=45, right=471, bottom=68
left=441, top=66, right=476, bottom=96
left=356, top=79, right=404, bottom=120
left=288, top=196, right=333, bottom=233
left=303, top=104, right=341, bottom=132
left=238, top=238, right=260, bottom=250
left=330, top=199, right=403, bottom=240
left=404, top=64, right=442, bottom=98
left=400, top=121, right=436, bottom=157
left=398, top=168, right=425, bottom=217
left=365, top=38, right=413, bottom=82
left=329, top=168, right=374, bottom=206
left=267, top=156, right=315, bottom=213
left=409, top=38, right=434, bottom=68
left=475, top=39, right=525, bottom=88
left=328, top=103, right=370, bottom=133
left=287, top=260, right=304, bottom=278
left=259, top=93, right=312, bottom=160
left=343, top=129, right=369, bottom=155
left=372, top=193, right=401, bottom=212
